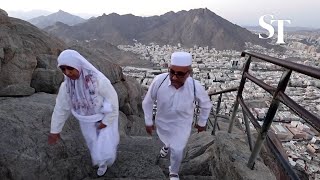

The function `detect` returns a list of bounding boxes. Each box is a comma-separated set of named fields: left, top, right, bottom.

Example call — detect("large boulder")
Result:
left=181, top=132, right=215, bottom=176
left=211, top=132, right=276, bottom=180
left=0, top=93, right=92, bottom=179
left=0, top=93, right=130, bottom=179
left=30, top=54, right=64, bottom=93
left=113, top=81, right=128, bottom=110
left=0, top=8, right=9, bottom=23
left=0, top=84, right=35, bottom=96
left=0, top=93, right=166, bottom=179
left=31, top=68, right=64, bottom=93
left=124, top=76, right=144, bottom=115
left=126, top=115, right=149, bottom=136
left=0, top=10, right=144, bottom=121
left=0, top=8, right=65, bottom=96
left=0, top=47, right=37, bottom=94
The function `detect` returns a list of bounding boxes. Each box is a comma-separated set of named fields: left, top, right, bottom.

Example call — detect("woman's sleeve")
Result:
left=98, top=77, right=119, bottom=126
left=50, top=81, right=71, bottom=133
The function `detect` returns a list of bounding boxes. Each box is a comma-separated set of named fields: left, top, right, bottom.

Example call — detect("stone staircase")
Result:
left=83, top=118, right=259, bottom=180
left=84, top=134, right=215, bottom=179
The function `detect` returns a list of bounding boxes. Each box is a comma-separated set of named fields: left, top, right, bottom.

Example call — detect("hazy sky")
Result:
left=2, top=0, right=320, bottom=28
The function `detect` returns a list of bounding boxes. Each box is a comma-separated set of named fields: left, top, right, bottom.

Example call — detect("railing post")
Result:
left=247, top=70, right=292, bottom=169
left=228, top=56, right=251, bottom=133
left=212, top=93, right=222, bottom=135
left=228, top=100, right=239, bottom=133
left=243, top=110, right=253, bottom=151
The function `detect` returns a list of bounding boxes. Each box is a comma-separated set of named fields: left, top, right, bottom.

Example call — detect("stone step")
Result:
left=85, top=136, right=166, bottom=179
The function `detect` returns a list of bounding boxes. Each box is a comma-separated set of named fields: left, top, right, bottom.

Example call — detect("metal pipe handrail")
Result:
left=242, top=51, right=320, bottom=79
left=227, top=51, right=320, bottom=180
left=208, top=87, right=239, bottom=135
left=238, top=96, right=261, bottom=130
left=244, top=72, right=276, bottom=95
left=208, top=87, right=238, bottom=96
left=278, top=91, right=320, bottom=131
left=202, top=51, right=319, bottom=179
left=266, top=135, right=300, bottom=180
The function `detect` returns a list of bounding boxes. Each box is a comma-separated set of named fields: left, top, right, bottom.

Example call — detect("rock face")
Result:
left=210, top=132, right=276, bottom=180
left=0, top=8, right=65, bottom=96
left=0, top=9, right=145, bottom=119
left=0, top=94, right=92, bottom=179
left=0, top=93, right=135, bottom=179
left=0, top=8, right=9, bottom=23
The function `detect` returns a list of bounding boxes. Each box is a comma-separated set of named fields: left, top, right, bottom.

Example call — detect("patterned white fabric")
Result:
left=51, top=49, right=119, bottom=167
left=58, top=49, right=104, bottom=118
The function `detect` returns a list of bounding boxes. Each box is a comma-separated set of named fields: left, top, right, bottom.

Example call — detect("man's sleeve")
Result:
left=195, top=82, right=213, bottom=127
left=142, top=76, right=159, bottom=126
left=50, top=82, right=71, bottom=133
left=98, top=77, right=119, bottom=126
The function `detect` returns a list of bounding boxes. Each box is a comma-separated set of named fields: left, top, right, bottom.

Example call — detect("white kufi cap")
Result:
left=170, top=52, right=192, bottom=66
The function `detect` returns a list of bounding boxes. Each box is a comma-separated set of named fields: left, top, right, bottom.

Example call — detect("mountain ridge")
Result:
left=44, top=8, right=272, bottom=51
left=28, top=10, right=86, bottom=28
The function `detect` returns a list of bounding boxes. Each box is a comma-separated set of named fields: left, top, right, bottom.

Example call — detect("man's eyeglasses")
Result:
left=169, top=69, right=189, bottom=78
left=60, top=66, right=75, bottom=71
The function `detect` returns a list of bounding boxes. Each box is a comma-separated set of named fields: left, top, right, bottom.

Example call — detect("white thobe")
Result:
left=142, top=73, right=212, bottom=174
left=50, top=76, right=119, bottom=166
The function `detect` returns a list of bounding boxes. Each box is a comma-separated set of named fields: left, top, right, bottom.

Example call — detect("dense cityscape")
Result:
left=119, top=32, right=320, bottom=179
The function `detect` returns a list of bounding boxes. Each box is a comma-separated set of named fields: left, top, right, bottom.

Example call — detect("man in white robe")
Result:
left=48, top=49, right=119, bottom=177
left=142, top=52, right=212, bottom=180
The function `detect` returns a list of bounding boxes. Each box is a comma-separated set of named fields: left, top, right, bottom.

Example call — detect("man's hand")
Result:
left=97, top=122, right=107, bottom=129
left=48, top=133, right=60, bottom=145
left=194, top=124, right=206, bottom=133
left=145, top=125, right=154, bottom=135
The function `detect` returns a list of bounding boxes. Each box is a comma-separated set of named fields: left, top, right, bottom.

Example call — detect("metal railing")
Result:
left=207, top=87, right=238, bottom=135
left=225, top=51, right=320, bottom=180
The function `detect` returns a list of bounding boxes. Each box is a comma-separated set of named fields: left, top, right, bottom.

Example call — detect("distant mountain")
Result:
left=291, top=28, right=320, bottom=35
left=7, top=9, right=52, bottom=20
left=28, top=10, right=86, bottom=29
left=139, top=9, right=270, bottom=50
left=244, top=26, right=316, bottom=33
left=45, top=8, right=272, bottom=51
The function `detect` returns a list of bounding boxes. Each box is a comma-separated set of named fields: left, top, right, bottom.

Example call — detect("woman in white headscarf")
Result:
left=48, top=49, right=119, bottom=177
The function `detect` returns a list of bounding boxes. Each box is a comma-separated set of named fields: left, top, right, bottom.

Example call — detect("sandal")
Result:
left=160, top=146, right=169, bottom=158
left=169, top=173, right=179, bottom=180
left=97, top=164, right=108, bottom=177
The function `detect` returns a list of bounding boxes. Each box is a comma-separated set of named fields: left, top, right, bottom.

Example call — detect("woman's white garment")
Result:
left=142, top=73, right=212, bottom=149
left=50, top=49, right=119, bottom=166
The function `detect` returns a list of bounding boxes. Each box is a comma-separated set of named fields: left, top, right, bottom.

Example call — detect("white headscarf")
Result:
left=57, top=49, right=106, bottom=117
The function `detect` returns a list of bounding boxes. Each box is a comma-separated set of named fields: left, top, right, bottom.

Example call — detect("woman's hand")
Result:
left=145, top=125, right=155, bottom=135
left=98, top=122, right=107, bottom=129
left=48, top=133, right=60, bottom=145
